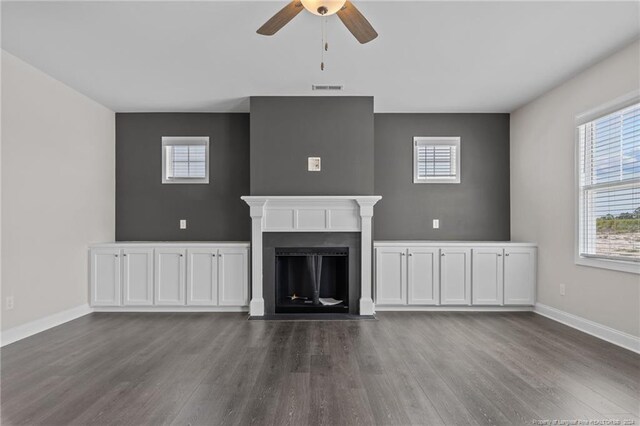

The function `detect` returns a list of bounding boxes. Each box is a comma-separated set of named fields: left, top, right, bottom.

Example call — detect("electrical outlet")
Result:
left=180, top=219, right=187, bottom=230
left=560, top=284, right=566, bottom=296
left=6, top=296, right=14, bottom=310
left=433, top=219, right=440, bottom=229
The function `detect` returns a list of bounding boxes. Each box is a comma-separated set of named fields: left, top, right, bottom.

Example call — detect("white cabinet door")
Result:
left=504, top=248, right=536, bottom=305
left=155, top=248, right=186, bottom=305
left=218, top=248, right=249, bottom=306
left=375, top=247, right=406, bottom=305
left=440, top=248, right=471, bottom=305
left=187, top=248, right=219, bottom=306
left=90, top=248, right=121, bottom=306
left=472, top=248, right=504, bottom=305
left=407, top=248, right=439, bottom=305
left=122, top=248, right=154, bottom=306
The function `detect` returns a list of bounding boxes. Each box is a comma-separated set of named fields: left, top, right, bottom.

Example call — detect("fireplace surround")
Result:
left=241, top=195, right=381, bottom=317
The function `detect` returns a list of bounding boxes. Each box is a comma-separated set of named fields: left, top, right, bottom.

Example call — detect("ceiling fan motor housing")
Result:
left=300, top=0, right=346, bottom=16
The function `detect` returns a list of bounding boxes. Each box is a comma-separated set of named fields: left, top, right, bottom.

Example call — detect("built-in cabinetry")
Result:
left=90, top=243, right=249, bottom=309
left=374, top=242, right=536, bottom=308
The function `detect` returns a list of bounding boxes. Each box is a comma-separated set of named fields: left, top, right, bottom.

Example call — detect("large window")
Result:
left=577, top=100, right=639, bottom=270
left=413, top=137, right=461, bottom=184
left=162, top=136, right=209, bottom=184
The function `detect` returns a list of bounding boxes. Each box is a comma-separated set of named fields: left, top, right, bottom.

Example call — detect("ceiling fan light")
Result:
left=300, top=0, right=347, bottom=16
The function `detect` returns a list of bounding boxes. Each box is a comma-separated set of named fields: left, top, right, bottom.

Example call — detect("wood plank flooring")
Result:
left=1, top=312, right=638, bottom=425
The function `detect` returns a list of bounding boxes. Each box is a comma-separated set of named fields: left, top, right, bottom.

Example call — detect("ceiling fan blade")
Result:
left=337, top=1, right=378, bottom=44
left=257, top=1, right=304, bottom=36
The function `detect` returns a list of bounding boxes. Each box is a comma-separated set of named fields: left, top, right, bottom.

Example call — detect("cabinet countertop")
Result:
left=90, top=241, right=250, bottom=248
left=374, top=241, right=537, bottom=247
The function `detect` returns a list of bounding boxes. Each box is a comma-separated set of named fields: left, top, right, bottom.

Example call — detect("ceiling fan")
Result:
left=257, top=0, right=378, bottom=44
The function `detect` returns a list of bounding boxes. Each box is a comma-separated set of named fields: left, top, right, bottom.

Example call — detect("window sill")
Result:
left=575, top=256, right=640, bottom=274
left=162, top=178, right=209, bottom=184
left=413, top=178, right=460, bottom=184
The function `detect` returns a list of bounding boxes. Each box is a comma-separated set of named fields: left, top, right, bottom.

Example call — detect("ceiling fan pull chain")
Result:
left=325, top=17, right=329, bottom=52
left=320, top=16, right=326, bottom=71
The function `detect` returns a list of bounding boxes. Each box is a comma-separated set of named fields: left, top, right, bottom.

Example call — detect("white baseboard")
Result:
left=375, top=305, right=533, bottom=312
left=1, top=303, right=92, bottom=347
left=92, top=306, right=249, bottom=313
left=534, top=303, right=640, bottom=354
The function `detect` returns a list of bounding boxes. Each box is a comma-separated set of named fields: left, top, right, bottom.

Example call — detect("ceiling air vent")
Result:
left=312, top=84, right=344, bottom=91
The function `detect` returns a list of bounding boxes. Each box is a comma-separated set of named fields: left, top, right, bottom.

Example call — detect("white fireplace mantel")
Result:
left=241, top=195, right=382, bottom=316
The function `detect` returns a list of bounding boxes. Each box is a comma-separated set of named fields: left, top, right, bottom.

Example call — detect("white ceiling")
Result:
left=2, top=1, right=638, bottom=113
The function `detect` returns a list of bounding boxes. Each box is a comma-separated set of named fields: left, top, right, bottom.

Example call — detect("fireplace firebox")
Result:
left=275, top=247, right=349, bottom=313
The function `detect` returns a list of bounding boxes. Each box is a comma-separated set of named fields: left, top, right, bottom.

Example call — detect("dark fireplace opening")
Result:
left=275, top=247, right=349, bottom=313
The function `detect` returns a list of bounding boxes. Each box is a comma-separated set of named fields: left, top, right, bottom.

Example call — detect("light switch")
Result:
left=180, top=219, right=187, bottom=229
left=433, top=219, right=440, bottom=229
left=308, top=157, right=321, bottom=171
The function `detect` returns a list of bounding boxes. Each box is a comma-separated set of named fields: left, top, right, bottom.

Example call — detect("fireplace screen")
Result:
left=275, top=247, right=349, bottom=313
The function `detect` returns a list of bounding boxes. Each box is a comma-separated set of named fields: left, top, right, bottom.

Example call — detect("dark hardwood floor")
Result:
left=1, top=312, right=638, bottom=425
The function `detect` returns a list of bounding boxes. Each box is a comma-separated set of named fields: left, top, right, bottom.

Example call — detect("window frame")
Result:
left=574, top=92, right=640, bottom=274
left=161, top=136, right=210, bottom=184
left=413, top=136, right=461, bottom=184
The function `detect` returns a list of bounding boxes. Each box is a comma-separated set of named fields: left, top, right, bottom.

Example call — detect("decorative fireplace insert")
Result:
left=275, top=247, right=349, bottom=313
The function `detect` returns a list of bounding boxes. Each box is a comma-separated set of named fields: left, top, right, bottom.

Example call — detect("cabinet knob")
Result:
left=505, top=253, right=510, bottom=256
left=401, top=252, right=405, bottom=256
left=441, top=253, right=445, bottom=256
left=115, top=254, right=118, bottom=257
left=498, top=254, right=502, bottom=257
left=123, top=254, right=127, bottom=257
left=409, top=253, right=413, bottom=256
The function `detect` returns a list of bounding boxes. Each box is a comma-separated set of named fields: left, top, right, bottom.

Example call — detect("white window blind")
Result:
left=161, top=136, right=209, bottom=184
left=165, top=145, right=206, bottom=178
left=578, top=102, right=640, bottom=262
left=413, top=137, right=461, bottom=184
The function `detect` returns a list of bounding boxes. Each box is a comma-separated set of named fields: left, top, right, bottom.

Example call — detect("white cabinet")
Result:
left=407, top=248, right=440, bottom=305
left=187, top=247, right=249, bottom=306
left=440, top=248, right=472, bottom=305
left=218, top=248, right=249, bottom=306
left=122, top=249, right=153, bottom=306
left=90, top=243, right=249, bottom=309
left=187, top=248, right=219, bottom=306
left=504, top=248, right=536, bottom=305
left=375, top=247, right=439, bottom=306
left=375, top=247, right=406, bottom=305
left=155, top=248, right=186, bottom=305
left=472, top=247, right=536, bottom=306
left=472, top=248, right=504, bottom=305
left=90, top=248, right=121, bottom=306
left=374, top=242, right=536, bottom=308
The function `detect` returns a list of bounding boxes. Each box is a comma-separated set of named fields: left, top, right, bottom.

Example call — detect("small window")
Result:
left=577, top=100, right=639, bottom=271
left=413, top=137, right=461, bottom=184
left=162, top=136, right=209, bottom=184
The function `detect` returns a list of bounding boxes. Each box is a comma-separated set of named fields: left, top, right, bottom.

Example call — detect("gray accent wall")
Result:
left=374, top=114, right=510, bottom=240
left=114, top=106, right=510, bottom=242
left=116, top=113, right=250, bottom=241
left=250, top=96, right=374, bottom=195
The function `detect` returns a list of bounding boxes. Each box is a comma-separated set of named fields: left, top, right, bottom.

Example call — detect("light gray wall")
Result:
left=374, top=113, right=511, bottom=241
left=1, top=51, right=115, bottom=332
left=511, top=40, right=640, bottom=337
left=116, top=113, right=250, bottom=241
left=250, top=96, right=374, bottom=196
